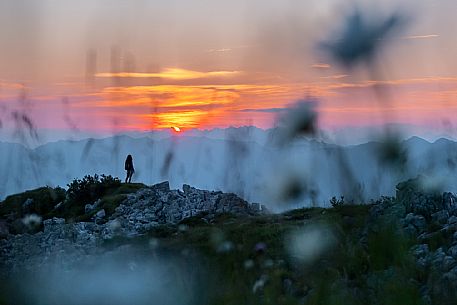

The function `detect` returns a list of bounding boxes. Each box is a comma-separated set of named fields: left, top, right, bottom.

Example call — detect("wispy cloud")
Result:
left=402, top=34, right=439, bottom=40
left=327, top=76, right=457, bottom=91
left=95, top=68, right=241, bottom=80
left=320, top=74, right=348, bottom=80
left=239, top=108, right=287, bottom=113
left=311, top=64, right=331, bottom=69
left=205, top=45, right=251, bottom=53
left=0, top=80, right=25, bottom=90
left=206, top=48, right=233, bottom=53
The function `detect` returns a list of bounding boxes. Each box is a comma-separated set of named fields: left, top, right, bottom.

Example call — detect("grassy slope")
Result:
left=0, top=183, right=146, bottom=223
left=103, top=205, right=425, bottom=305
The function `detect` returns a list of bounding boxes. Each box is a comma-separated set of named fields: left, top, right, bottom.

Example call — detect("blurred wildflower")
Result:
left=286, top=224, right=335, bottom=264
left=263, top=259, right=274, bottom=268
left=128, top=261, right=138, bottom=271
left=377, top=132, right=408, bottom=169
left=272, top=100, right=318, bottom=146
left=22, top=214, right=42, bottom=229
left=217, top=241, right=234, bottom=253
left=210, top=229, right=225, bottom=246
left=178, top=224, right=189, bottom=232
left=252, top=274, right=269, bottom=294
left=244, top=259, right=255, bottom=270
left=321, top=9, right=405, bottom=68
left=254, top=242, right=267, bottom=254
left=210, top=229, right=234, bottom=253
left=161, top=150, right=174, bottom=178
left=265, top=165, right=309, bottom=205
left=149, top=238, right=160, bottom=249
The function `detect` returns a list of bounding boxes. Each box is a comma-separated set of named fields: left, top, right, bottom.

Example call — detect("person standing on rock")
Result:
left=124, top=154, right=135, bottom=183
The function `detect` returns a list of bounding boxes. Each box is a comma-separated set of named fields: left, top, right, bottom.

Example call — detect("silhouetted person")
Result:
left=124, top=154, right=134, bottom=183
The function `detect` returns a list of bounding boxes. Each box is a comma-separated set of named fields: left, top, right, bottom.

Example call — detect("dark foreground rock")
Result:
left=395, top=178, right=457, bottom=303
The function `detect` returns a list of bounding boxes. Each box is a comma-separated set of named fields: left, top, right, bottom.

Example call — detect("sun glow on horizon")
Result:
left=172, top=126, right=181, bottom=132
left=95, top=68, right=241, bottom=80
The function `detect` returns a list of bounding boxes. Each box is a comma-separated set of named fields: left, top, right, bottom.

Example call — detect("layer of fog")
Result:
left=1, top=127, right=457, bottom=211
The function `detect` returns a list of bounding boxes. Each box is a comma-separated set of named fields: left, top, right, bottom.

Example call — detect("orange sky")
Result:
left=3, top=73, right=457, bottom=134
left=1, top=0, right=457, bottom=136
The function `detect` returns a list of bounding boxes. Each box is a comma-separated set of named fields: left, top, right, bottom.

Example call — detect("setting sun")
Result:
left=172, top=126, right=181, bottom=132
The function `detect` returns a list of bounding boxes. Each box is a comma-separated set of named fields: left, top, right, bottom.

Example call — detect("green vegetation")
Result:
left=0, top=186, right=66, bottom=219
left=103, top=203, right=426, bottom=305
left=0, top=175, right=146, bottom=225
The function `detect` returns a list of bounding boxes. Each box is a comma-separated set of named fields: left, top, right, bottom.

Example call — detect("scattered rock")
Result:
left=95, top=209, right=106, bottom=219
left=0, top=221, right=9, bottom=239
left=21, top=198, right=34, bottom=214
left=448, top=245, right=457, bottom=258
left=432, top=210, right=449, bottom=225
left=153, top=181, right=170, bottom=193
left=411, top=244, right=429, bottom=258
left=448, top=216, right=457, bottom=225
left=22, top=198, right=33, bottom=208
left=442, top=256, right=457, bottom=271
left=43, top=217, right=65, bottom=229
left=85, top=199, right=101, bottom=214
left=54, top=201, right=63, bottom=210
left=402, top=213, right=427, bottom=234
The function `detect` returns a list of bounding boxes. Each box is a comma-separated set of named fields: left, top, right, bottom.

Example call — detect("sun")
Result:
left=171, top=126, right=181, bottom=132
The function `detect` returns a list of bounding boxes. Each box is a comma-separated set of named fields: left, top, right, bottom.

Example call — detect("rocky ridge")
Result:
left=378, top=178, right=457, bottom=303
left=0, top=181, right=264, bottom=276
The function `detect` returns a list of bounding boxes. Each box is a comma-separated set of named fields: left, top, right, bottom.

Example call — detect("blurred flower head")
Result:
left=149, top=238, right=160, bottom=250
left=178, top=224, right=189, bottom=232
left=254, top=242, right=267, bottom=254
left=377, top=132, right=408, bottom=169
left=272, top=99, right=318, bottom=146
left=22, top=214, right=42, bottom=229
left=244, top=259, right=255, bottom=270
left=210, top=229, right=234, bottom=253
left=320, top=9, right=406, bottom=68
left=265, top=164, right=310, bottom=207
left=286, top=224, right=335, bottom=264
left=252, top=274, right=269, bottom=294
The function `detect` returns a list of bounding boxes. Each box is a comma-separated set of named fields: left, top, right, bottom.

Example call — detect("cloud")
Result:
left=402, top=34, right=439, bottom=40
left=98, top=85, right=240, bottom=109
left=0, top=80, right=25, bottom=90
left=311, top=63, right=331, bottom=69
left=206, top=48, right=233, bottom=53
left=327, top=76, right=457, bottom=91
left=239, top=108, right=287, bottom=113
left=205, top=45, right=251, bottom=53
left=95, top=68, right=241, bottom=80
left=320, top=74, right=348, bottom=79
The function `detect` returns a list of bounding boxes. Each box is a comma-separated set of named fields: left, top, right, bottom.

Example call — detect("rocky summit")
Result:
left=111, top=182, right=264, bottom=237
left=0, top=181, right=264, bottom=276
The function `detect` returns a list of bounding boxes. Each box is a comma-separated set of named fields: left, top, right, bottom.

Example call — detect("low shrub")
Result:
left=65, top=174, right=121, bottom=217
